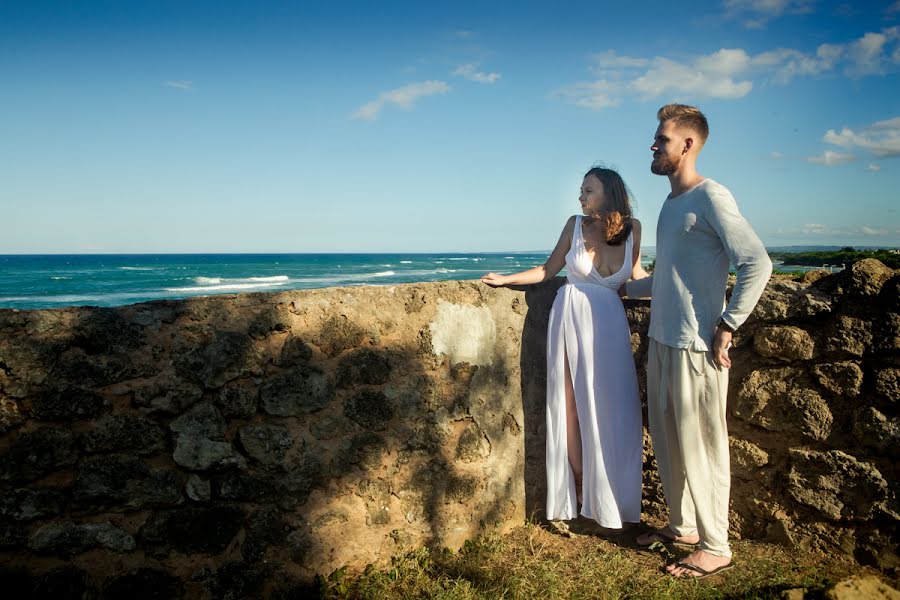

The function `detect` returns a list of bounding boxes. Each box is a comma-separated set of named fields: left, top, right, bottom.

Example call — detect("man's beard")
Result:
left=651, top=152, right=680, bottom=175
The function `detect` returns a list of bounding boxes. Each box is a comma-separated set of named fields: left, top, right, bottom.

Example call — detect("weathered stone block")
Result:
left=276, top=335, right=313, bottom=367
left=875, top=368, right=900, bottom=403
left=170, top=403, right=226, bottom=441
left=824, top=316, right=872, bottom=357
left=729, top=437, right=769, bottom=480
left=174, top=330, right=263, bottom=389
left=344, top=389, right=394, bottom=430
left=455, top=421, right=491, bottom=462
left=875, top=313, right=900, bottom=351
left=172, top=436, right=246, bottom=471
left=336, top=348, right=392, bottom=387
left=818, top=259, right=895, bottom=299
left=31, top=386, right=108, bottom=420
left=248, top=305, right=292, bottom=339
left=825, top=576, right=900, bottom=600
left=852, top=407, right=899, bottom=454
left=80, top=414, right=166, bottom=455
left=316, top=315, right=366, bottom=357
left=753, top=279, right=832, bottom=321
left=238, top=424, right=293, bottom=466
left=812, top=362, right=864, bottom=398
left=0, top=427, right=76, bottom=482
left=138, top=505, right=244, bottom=555
left=73, top=454, right=182, bottom=509
left=29, top=521, right=135, bottom=555
left=260, top=367, right=332, bottom=415
left=217, top=385, right=258, bottom=418
left=0, top=396, right=24, bottom=433
left=787, top=449, right=889, bottom=521
left=186, top=474, right=211, bottom=502
left=754, top=326, right=815, bottom=360
left=0, top=488, right=65, bottom=521
left=734, top=368, right=833, bottom=441
left=132, top=377, right=202, bottom=414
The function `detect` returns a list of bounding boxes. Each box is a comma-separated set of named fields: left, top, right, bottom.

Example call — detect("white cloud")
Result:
left=861, top=226, right=889, bottom=235
left=868, top=163, right=882, bottom=172
left=560, top=28, right=900, bottom=111
left=770, top=151, right=784, bottom=158
left=164, top=80, right=193, bottom=90
left=796, top=223, right=896, bottom=237
left=824, top=116, right=900, bottom=157
left=806, top=151, right=857, bottom=165
left=351, top=80, right=451, bottom=121
left=453, top=64, right=501, bottom=84
left=802, top=223, right=827, bottom=234
left=723, top=0, right=814, bottom=28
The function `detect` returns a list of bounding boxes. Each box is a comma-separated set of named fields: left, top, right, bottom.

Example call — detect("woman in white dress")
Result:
left=482, top=167, right=647, bottom=529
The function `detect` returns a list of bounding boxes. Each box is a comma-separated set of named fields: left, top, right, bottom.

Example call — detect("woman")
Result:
left=482, top=167, right=646, bottom=530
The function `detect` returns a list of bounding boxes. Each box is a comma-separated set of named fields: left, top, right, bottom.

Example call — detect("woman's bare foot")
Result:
left=636, top=526, right=700, bottom=547
left=667, top=549, right=733, bottom=578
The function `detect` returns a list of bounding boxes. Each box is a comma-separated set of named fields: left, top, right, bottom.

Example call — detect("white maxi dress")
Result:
left=545, top=216, right=642, bottom=528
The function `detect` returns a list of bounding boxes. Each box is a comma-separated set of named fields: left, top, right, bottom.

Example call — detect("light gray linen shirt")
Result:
left=626, top=179, right=772, bottom=352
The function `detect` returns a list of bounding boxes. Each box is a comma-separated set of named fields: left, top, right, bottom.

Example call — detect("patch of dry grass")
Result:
left=315, top=521, right=893, bottom=599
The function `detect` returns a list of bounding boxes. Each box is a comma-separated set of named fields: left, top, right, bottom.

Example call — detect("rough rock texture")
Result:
left=825, top=576, right=900, bottom=600
left=0, top=262, right=897, bottom=594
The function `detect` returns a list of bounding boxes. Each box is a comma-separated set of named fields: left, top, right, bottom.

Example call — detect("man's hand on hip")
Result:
left=713, top=327, right=733, bottom=369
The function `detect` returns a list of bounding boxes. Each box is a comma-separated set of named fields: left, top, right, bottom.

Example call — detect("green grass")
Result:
left=314, top=522, right=895, bottom=599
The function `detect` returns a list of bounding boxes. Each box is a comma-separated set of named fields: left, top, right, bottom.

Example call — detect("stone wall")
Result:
left=0, top=260, right=897, bottom=596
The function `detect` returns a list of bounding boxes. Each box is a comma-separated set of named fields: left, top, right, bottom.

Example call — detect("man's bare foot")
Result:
left=667, top=549, right=733, bottom=578
left=636, top=526, right=700, bottom=547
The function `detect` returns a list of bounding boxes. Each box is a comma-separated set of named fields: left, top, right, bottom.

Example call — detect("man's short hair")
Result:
left=657, top=104, right=709, bottom=146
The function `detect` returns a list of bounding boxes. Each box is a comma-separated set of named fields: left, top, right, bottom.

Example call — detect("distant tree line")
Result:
left=769, top=247, right=900, bottom=269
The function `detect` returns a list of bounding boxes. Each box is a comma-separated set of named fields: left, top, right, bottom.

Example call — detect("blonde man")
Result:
left=626, top=104, right=772, bottom=578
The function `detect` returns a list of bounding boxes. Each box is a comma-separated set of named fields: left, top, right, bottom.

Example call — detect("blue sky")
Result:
left=2, top=0, right=899, bottom=253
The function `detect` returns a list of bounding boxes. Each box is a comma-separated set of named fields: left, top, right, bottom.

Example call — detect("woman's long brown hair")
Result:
left=584, top=167, right=633, bottom=245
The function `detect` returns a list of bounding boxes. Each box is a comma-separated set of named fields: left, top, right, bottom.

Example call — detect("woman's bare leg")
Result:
left=563, top=349, right=582, bottom=506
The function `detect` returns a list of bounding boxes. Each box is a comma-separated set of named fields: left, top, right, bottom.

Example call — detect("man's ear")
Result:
left=683, top=137, right=693, bottom=154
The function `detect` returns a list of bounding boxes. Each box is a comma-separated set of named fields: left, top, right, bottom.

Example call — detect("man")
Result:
left=625, top=104, right=772, bottom=578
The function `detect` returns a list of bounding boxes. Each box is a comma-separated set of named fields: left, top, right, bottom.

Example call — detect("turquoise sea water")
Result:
left=0, top=253, right=575, bottom=310
left=0, top=249, right=833, bottom=311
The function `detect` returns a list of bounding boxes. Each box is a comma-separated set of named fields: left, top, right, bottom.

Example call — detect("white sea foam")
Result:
left=400, top=260, right=413, bottom=264
left=165, top=281, right=289, bottom=293
left=248, top=275, right=289, bottom=282
left=119, top=266, right=155, bottom=271
left=372, top=271, right=395, bottom=277
left=50, top=276, right=71, bottom=280
left=194, top=277, right=223, bottom=285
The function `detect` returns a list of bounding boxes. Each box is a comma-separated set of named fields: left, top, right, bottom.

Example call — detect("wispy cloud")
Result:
left=823, top=116, right=900, bottom=158
left=806, top=150, right=857, bottom=165
left=453, top=63, right=501, bottom=84
left=770, top=151, right=785, bottom=159
left=723, top=0, right=815, bottom=29
left=351, top=80, right=451, bottom=121
left=163, top=80, right=193, bottom=90
left=559, top=28, right=900, bottom=110
left=788, top=223, right=899, bottom=237
left=868, top=163, right=882, bottom=172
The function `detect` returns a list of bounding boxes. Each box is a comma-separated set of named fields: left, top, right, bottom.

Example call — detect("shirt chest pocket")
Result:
left=681, top=212, right=698, bottom=235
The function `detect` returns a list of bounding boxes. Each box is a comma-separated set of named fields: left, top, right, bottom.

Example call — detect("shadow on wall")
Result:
left=0, top=281, right=527, bottom=597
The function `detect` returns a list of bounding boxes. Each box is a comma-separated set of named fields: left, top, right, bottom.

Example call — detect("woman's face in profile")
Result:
left=579, top=174, right=606, bottom=216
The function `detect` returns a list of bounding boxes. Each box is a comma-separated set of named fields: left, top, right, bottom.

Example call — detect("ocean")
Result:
left=0, top=249, right=834, bottom=311
left=0, top=252, right=603, bottom=310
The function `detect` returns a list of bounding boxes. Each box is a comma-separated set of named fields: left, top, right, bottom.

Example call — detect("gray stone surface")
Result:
left=788, top=450, right=890, bottom=521
left=260, top=367, right=332, bottom=415
left=734, top=368, right=833, bottom=441
left=238, top=424, right=293, bottom=466
left=29, top=521, right=135, bottom=555
left=73, top=454, right=182, bottom=509
left=754, top=325, right=815, bottom=361
left=80, top=414, right=166, bottom=455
